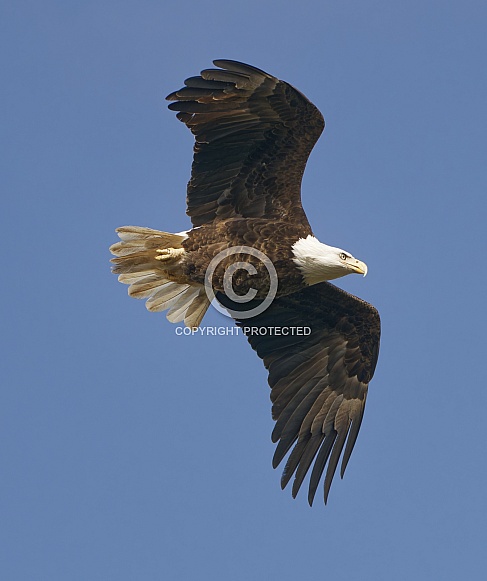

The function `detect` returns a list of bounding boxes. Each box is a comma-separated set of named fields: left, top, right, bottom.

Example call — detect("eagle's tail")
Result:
left=109, top=226, right=210, bottom=328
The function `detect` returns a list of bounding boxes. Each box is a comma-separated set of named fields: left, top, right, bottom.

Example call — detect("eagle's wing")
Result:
left=218, top=282, right=380, bottom=505
left=166, top=60, right=324, bottom=228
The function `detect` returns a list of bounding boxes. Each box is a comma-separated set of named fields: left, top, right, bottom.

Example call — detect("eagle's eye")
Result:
left=339, top=252, right=347, bottom=260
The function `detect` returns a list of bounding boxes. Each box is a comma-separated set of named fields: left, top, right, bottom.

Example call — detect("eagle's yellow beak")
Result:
left=349, top=259, right=368, bottom=277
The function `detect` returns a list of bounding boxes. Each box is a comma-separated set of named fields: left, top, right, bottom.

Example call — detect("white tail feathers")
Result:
left=110, top=226, right=210, bottom=327
left=110, top=226, right=187, bottom=257
left=145, top=281, right=210, bottom=328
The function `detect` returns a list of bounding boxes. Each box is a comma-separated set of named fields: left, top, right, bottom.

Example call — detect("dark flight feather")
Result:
left=166, top=59, right=324, bottom=227
left=217, top=282, right=380, bottom=505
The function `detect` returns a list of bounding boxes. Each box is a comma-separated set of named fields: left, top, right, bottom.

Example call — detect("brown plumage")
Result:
left=110, top=60, right=381, bottom=505
left=166, top=59, right=324, bottom=227
left=218, top=283, right=380, bottom=505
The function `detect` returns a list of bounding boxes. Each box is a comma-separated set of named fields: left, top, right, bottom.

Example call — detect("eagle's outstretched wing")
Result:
left=218, top=282, right=380, bottom=505
left=167, top=60, right=324, bottom=228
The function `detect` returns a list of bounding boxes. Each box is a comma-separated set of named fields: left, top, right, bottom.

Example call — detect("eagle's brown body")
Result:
left=181, top=218, right=310, bottom=297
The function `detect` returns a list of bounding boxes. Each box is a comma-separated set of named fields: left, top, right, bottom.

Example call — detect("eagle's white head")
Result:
left=292, top=235, right=368, bottom=285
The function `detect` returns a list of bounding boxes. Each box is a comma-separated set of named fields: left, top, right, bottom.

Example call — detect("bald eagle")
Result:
left=110, top=60, right=381, bottom=505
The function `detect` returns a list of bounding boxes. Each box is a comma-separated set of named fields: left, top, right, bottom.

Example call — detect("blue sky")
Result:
left=2, top=1, right=487, bottom=579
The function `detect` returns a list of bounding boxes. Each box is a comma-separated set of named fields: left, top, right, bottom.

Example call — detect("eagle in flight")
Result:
left=110, top=60, right=381, bottom=505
